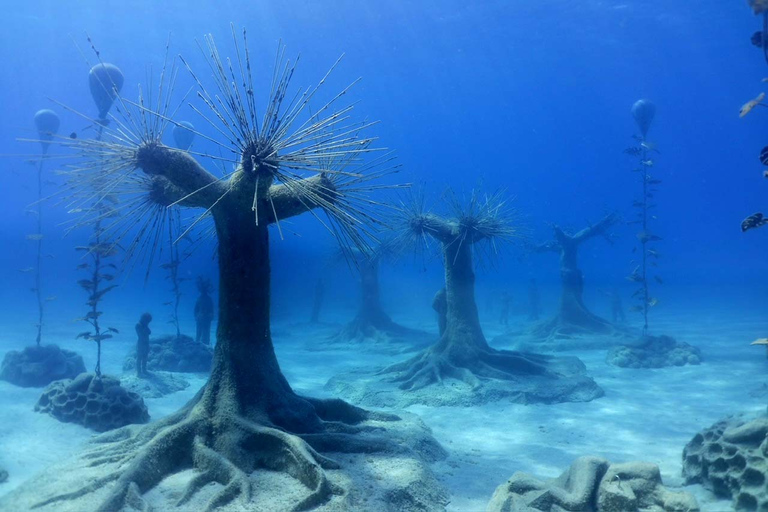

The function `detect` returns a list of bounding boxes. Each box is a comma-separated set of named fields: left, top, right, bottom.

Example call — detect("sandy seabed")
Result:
left=0, top=303, right=765, bottom=512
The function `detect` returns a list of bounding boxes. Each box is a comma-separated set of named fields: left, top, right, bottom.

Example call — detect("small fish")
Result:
left=26, top=234, right=43, bottom=240
left=107, top=327, right=119, bottom=334
left=752, top=338, right=768, bottom=345
left=637, top=231, right=662, bottom=243
left=760, top=145, right=768, bottom=166
left=19, top=267, right=34, bottom=273
left=740, top=92, right=765, bottom=117
left=647, top=298, right=659, bottom=307
left=69, top=132, right=77, bottom=139
left=640, top=159, right=654, bottom=167
left=742, top=212, right=768, bottom=232
left=640, top=141, right=660, bottom=153
left=45, top=296, right=57, bottom=301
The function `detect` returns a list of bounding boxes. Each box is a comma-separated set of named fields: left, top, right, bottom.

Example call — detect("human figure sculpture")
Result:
left=135, top=313, right=152, bottom=377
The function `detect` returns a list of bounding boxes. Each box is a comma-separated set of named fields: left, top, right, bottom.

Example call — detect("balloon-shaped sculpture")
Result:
left=34, top=109, right=60, bottom=155
left=88, top=63, right=124, bottom=120
left=173, top=121, right=196, bottom=150
left=631, top=99, right=656, bottom=138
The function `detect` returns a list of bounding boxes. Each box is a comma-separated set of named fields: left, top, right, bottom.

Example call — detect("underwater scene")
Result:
left=0, top=1, right=767, bottom=511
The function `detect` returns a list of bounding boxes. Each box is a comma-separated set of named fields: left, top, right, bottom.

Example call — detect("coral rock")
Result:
left=683, top=413, right=768, bottom=511
left=0, top=344, right=85, bottom=387
left=123, top=334, right=212, bottom=373
left=488, top=456, right=699, bottom=512
left=35, top=373, right=149, bottom=432
left=606, top=335, right=701, bottom=369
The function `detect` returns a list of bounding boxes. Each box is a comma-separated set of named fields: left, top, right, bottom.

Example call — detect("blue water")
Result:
left=0, top=1, right=767, bottom=510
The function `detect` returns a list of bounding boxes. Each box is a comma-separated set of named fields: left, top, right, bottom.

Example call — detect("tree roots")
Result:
left=31, top=395, right=401, bottom=512
left=380, top=345, right=558, bottom=392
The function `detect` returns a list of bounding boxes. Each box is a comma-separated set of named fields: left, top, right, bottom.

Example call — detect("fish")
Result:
left=636, top=231, right=662, bottom=243
left=640, top=160, right=654, bottom=167
left=640, top=141, right=660, bottom=153
left=26, top=234, right=43, bottom=240
left=752, top=338, right=768, bottom=345
left=760, top=145, right=768, bottom=166
left=45, top=296, right=57, bottom=301
left=741, top=212, right=768, bottom=232
left=69, top=132, right=77, bottom=139
left=19, top=267, right=34, bottom=273
left=739, top=92, right=765, bottom=117
left=647, top=298, right=659, bottom=307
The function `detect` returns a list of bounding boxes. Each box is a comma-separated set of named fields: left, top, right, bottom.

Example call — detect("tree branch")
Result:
left=265, top=174, right=334, bottom=224
left=572, top=213, right=617, bottom=245
left=136, top=143, right=225, bottom=209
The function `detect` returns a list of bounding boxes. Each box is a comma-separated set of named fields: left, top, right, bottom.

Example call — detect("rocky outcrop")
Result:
left=683, top=413, right=768, bottom=511
left=123, top=334, right=212, bottom=373
left=35, top=373, right=149, bottom=432
left=488, top=456, right=699, bottom=512
left=0, top=345, right=85, bottom=387
left=607, top=335, right=701, bottom=369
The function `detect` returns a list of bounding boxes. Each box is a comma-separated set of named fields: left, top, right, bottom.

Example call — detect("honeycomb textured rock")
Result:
left=35, top=373, right=149, bottom=432
left=683, top=414, right=768, bottom=511
left=606, top=335, right=701, bottom=369
left=0, top=344, right=85, bottom=387
left=123, top=334, right=212, bottom=373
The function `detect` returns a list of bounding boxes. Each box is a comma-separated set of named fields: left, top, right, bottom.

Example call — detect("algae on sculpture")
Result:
left=6, top=34, right=446, bottom=512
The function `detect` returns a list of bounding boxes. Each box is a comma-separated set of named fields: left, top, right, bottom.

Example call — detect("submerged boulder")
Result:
left=606, top=335, right=701, bottom=369
left=35, top=373, right=149, bottom=432
left=683, top=413, right=768, bottom=511
left=119, top=371, right=189, bottom=398
left=123, top=334, right=212, bottom=373
left=488, top=456, right=699, bottom=512
left=0, top=468, right=7, bottom=484
left=0, top=344, right=86, bottom=387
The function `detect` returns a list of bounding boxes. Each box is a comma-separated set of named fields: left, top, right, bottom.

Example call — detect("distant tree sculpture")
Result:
left=625, top=99, right=662, bottom=336
left=30, top=109, right=60, bottom=346
left=28, top=35, right=436, bottom=511
left=333, top=242, right=422, bottom=343
left=532, top=213, right=619, bottom=339
left=375, top=191, right=601, bottom=401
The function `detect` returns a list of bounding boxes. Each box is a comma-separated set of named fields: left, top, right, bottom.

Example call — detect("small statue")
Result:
left=499, top=291, right=512, bottom=327
left=601, top=287, right=627, bottom=324
left=528, top=278, right=541, bottom=321
left=135, top=313, right=152, bottom=377
left=432, top=288, right=447, bottom=337
left=194, top=277, right=215, bottom=346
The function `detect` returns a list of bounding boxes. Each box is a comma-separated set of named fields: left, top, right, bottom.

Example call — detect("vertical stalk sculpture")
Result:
left=625, top=99, right=660, bottom=337
left=31, top=110, right=60, bottom=346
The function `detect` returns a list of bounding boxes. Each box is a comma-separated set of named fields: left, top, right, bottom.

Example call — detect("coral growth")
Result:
left=35, top=373, right=149, bottom=432
left=683, top=413, right=768, bottom=511
left=607, top=335, right=701, bottom=368
left=0, top=344, right=85, bottom=388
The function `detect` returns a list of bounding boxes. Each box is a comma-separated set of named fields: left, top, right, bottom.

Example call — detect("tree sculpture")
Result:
left=530, top=213, right=621, bottom=340
left=7, top=33, right=446, bottom=511
left=330, top=191, right=603, bottom=407
left=330, top=241, right=427, bottom=349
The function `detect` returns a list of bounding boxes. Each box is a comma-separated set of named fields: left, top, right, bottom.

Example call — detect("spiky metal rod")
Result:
left=42, top=29, right=400, bottom=274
